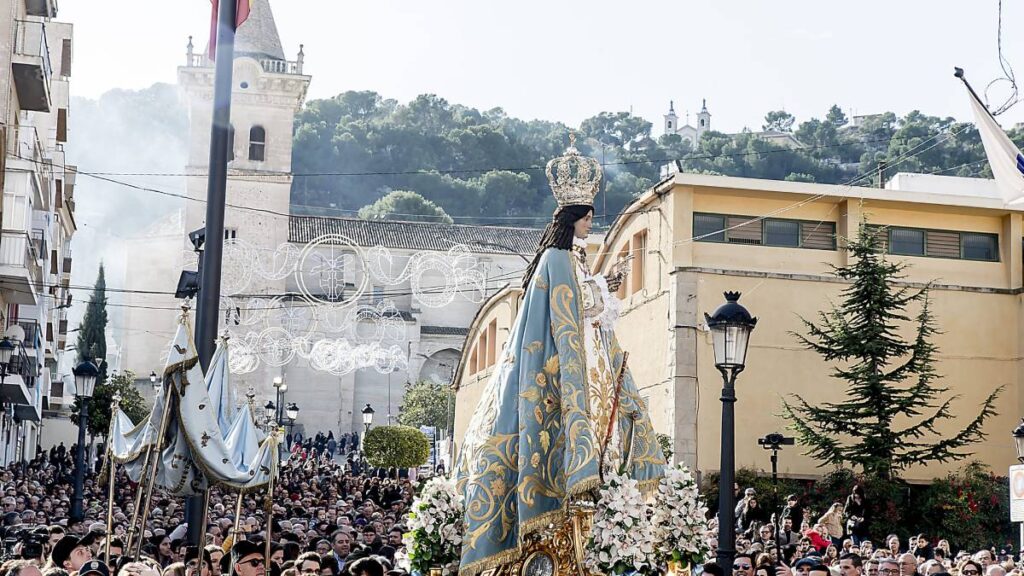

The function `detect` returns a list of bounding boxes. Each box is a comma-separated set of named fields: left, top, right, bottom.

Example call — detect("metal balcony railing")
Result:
left=17, top=320, right=39, bottom=347
left=0, top=230, right=44, bottom=292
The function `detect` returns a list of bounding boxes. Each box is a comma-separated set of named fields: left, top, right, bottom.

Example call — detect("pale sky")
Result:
left=62, top=0, right=1024, bottom=132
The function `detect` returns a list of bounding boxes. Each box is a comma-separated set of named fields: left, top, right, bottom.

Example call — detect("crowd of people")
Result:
left=704, top=485, right=1019, bottom=576
left=0, top=430, right=417, bottom=576
left=1, top=437, right=1020, bottom=576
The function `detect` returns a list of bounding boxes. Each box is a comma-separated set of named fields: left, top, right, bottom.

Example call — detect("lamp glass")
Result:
left=273, top=376, right=283, bottom=387
left=264, top=401, right=275, bottom=420
left=1015, top=433, right=1024, bottom=462
left=286, top=404, right=299, bottom=420
left=362, top=405, right=374, bottom=426
left=711, top=323, right=752, bottom=369
left=149, top=371, right=158, bottom=385
left=279, top=383, right=288, bottom=393
left=75, top=372, right=97, bottom=398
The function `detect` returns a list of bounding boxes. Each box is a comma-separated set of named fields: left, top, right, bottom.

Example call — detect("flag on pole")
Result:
left=209, top=0, right=254, bottom=59
left=956, top=67, right=1024, bottom=206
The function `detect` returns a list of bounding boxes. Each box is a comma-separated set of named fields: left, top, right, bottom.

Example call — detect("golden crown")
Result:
left=546, top=133, right=602, bottom=207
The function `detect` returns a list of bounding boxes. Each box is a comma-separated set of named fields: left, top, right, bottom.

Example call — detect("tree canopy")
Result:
left=397, top=380, right=454, bottom=433
left=71, top=370, right=148, bottom=438
left=292, top=91, right=1024, bottom=225
left=363, top=425, right=431, bottom=470
left=358, top=190, right=453, bottom=224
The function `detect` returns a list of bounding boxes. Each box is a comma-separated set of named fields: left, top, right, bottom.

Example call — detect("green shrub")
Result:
left=363, top=425, right=431, bottom=470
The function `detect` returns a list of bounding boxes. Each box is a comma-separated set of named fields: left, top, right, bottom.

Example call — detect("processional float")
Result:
left=101, top=303, right=280, bottom=564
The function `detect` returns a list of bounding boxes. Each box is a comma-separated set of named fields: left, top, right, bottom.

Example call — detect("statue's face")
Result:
left=573, top=210, right=593, bottom=239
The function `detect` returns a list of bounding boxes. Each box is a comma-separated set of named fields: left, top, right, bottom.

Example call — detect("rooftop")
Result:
left=665, top=171, right=1011, bottom=212
left=289, top=216, right=543, bottom=254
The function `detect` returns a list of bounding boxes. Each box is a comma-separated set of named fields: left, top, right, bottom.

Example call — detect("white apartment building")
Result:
left=0, top=0, right=77, bottom=462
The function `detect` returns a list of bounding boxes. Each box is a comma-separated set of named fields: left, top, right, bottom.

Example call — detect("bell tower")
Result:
left=664, top=100, right=678, bottom=135
left=177, top=0, right=311, bottom=252
left=696, top=98, right=711, bottom=139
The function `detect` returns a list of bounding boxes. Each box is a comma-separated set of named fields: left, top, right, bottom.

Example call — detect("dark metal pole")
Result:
left=717, top=368, right=739, bottom=571
left=71, top=398, right=88, bottom=522
left=771, top=448, right=778, bottom=485
left=187, top=0, right=238, bottom=547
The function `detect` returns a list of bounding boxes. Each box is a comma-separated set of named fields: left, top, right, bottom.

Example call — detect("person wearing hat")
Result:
left=185, top=546, right=212, bottom=576
left=231, top=540, right=265, bottom=576
left=79, top=559, right=111, bottom=576
left=51, top=534, right=94, bottom=573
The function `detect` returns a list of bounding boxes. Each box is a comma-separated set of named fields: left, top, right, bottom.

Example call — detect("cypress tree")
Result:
left=782, top=223, right=1001, bottom=479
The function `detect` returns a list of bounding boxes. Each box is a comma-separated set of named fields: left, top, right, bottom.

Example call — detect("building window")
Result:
left=227, top=125, right=235, bottom=162
left=889, top=228, right=925, bottom=256
left=694, top=213, right=726, bottom=242
left=631, top=230, right=647, bottom=295
left=249, top=126, right=266, bottom=161
left=616, top=243, right=630, bottom=299
left=486, top=320, right=497, bottom=368
left=224, top=228, right=237, bottom=240
left=962, top=232, right=998, bottom=261
left=667, top=121, right=673, bottom=130
left=694, top=213, right=836, bottom=250
left=764, top=219, right=800, bottom=247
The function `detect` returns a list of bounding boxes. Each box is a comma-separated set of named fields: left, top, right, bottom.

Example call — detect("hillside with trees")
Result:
left=291, top=91, right=1024, bottom=226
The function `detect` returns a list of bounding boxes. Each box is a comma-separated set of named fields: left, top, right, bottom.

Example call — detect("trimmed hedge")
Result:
left=363, top=425, right=431, bottom=470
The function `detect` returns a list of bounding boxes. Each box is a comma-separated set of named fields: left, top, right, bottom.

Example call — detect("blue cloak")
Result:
left=456, top=248, right=665, bottom=575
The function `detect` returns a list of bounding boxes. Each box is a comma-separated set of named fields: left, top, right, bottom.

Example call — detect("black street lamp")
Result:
left=0, top=338, right=15, bottom=383
left=284, top=402, right=299, bottom=439
left=705, top=291, right=757, bottom=571
left=264, top=400, right=276, bottom=430
left=70, top=359, right=100, bottom=523
left=361, top=402, right=374, bottom=443
left=1013, top=419, right=1024, bottom=464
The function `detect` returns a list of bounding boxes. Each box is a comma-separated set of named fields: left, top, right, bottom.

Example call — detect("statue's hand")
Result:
left=605, top=273, right=624, bottom=293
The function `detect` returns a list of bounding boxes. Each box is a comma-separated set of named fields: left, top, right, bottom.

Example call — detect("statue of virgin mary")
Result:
left=456, top=135, right=665, bottom=576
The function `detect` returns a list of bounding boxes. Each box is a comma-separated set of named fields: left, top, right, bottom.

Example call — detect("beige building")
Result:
left=0, top=0, right=77, bottom=462
left=454, top=171, right=1021, bottom=483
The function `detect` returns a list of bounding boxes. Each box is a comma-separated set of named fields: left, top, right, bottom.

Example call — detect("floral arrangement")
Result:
left=403, top=476, right=464, bottom=576
left=585, top=471, right=660, bottom=575
left=652, top=463, right=711, bottom=568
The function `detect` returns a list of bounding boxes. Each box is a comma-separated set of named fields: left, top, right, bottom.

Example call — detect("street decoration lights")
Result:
left=705, top=291, right=757, bottom=571
left=70, top=359, right=100, bottom=522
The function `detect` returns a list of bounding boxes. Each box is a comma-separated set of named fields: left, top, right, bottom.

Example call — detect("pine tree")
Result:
left=782, top=223, right=1002, bottom=479
left=76, top=265, right=107, bottom=365
left=71, top=266, right=109, bottom=429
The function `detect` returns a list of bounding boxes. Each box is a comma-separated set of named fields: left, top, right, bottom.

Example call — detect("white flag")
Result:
left=957, top=68, right=1024, bottom=205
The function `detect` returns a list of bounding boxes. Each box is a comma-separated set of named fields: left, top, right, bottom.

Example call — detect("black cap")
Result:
left=185, top=546, right=213, bottom=565
left=51, top=535, right=91, bottom=568
left=231, top=539, right=264, bottom=563
left=794, top=558, right=819, bottom=569
left=79, top=560, right=111, bottom=576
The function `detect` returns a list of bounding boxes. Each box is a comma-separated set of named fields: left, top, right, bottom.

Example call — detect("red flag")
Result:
left=208, top=0, right=254, bottom=58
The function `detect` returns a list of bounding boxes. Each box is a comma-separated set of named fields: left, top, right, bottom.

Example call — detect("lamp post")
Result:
left=361, top=403, right=374, bottom=467
left=70, top=359, right=100, bottom=523
left=1014, top=420, right=1024, bottom=464
left=705, top=291, right=757, bottom=571
left=264, top=401, right=276, bottom=431
left=272, top=376, right=286, bottom=424
left=0, top=338, right=15, bottom=384
left=285, top=402, right=299, bottom=437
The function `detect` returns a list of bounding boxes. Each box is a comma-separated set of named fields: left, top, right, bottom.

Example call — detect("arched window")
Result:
left=227, top=124, right=235, bottom=162
left=667, top=121, right=673, bottom=130
left=249, top=125, right=266, bottom=161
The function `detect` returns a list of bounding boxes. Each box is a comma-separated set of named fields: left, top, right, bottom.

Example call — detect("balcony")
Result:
left=0, top=342, right=37, bottom=412
left=24, top=0, right=57, bottom=18
left=8, top=125, right=53, bottom=209
left=0, top=230, right=42, bottom=305
left=17, top=320, right=40, bottom=351
left=12, top=20, right=52, bottom=112
left=259, top=58, right=303, bottom=75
